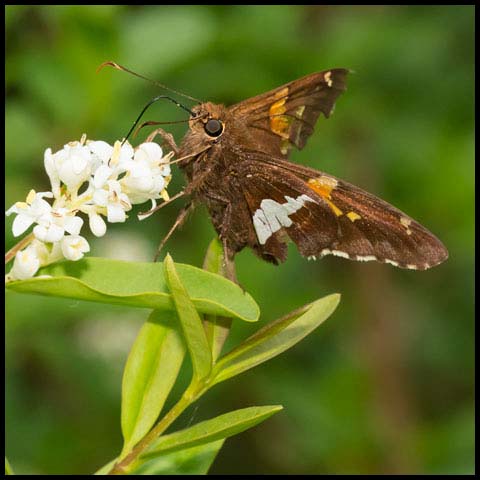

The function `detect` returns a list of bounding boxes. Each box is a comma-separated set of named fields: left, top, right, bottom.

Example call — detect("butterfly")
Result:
left=138, top=67, right=448, bottom=281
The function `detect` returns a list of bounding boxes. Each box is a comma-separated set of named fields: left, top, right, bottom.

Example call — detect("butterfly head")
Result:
left=178, top=102, right=228, bottom=167
left=188, top=102, right=227, bottom=139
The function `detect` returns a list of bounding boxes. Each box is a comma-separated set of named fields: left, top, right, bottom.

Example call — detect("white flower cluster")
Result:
left=6, top=135, right=173, bottom=281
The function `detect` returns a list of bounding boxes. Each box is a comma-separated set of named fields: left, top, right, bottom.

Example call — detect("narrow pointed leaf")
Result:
left=6, top=257, right=259, bottom=322
left=202, top=238, right=232, bottom=362
left=121, top=310, right=186, bottom=455
left=130, top=440, right=224, bottom=475
left=164, top=255, right=212, bottom=381
left=203, top=316, right=232, bottom=364
left=202, top=238, right=225, bottom=275
left=142, top=405, right=283, bottom=458
left=5, top=457, right=13, bottom=475
left=211, top=293, right=340, bottom=385
left=93, top=458, right=117, bottom=475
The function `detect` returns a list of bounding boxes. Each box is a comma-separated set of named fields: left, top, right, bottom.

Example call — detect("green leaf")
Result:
left=164, top=254, right=212, bottom=381
left=202, top=238, right=232, bottom=362
left=121, top=310, right=186, bottom=456
left=142, top=405, right=283, bottom=458
left=6, top=257, right=259, bottom=322
left=130, top=440, right=224, bottom=475
left=202, top=237, right=225, bottom=275
left=211, top=293, right=340, bottom=385
left=93, top=458, right=117, bottom=475
left=5, top=457, right=14, bottom=475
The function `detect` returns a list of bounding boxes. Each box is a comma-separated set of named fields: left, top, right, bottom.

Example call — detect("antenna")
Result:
left=122, top=95, right=199, bottom=144
left=97, top=61, right=203, bottom=103
left=132, top=115, right=208, bottom=139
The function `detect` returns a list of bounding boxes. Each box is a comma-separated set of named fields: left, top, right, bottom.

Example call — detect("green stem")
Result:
left=5, top=232, right=35, bottom=265
left=108, top=239, right=234, bottom=474
left=108, top=383, right=205, bottom=475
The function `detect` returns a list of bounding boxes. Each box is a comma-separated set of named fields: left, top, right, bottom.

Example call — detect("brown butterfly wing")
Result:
left=228, top=69, right=349, bottom=158
left=238, top=154, right=448, bottom=270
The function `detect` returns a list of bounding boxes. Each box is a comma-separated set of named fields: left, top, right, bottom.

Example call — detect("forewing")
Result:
left=239, top=155, right=448, bottom=270
left=229, top=69, right=349, bottom=158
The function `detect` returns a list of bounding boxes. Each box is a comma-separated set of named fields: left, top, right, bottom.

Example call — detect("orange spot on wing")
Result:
left=273, top=87, right=289, bottom=99
left=271, top=115, right=291, bottom=138
left=308, top=176, right=337, bottom=198
left=270, top=97, right=287, bottom=116
left=326, top=199, right=343, bottom=217
left=347, top=211, right=361, bottom=222
left=308, top=177, right=343, bottom=217
left=269, top=92, right=291, bottom=139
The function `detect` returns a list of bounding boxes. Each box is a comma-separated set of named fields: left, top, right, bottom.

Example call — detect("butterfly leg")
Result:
left=146, top=128, right=180, bottom=155
left=154, top=202, right=194, bottom=262
left=222, top=245, right=238, bottom=285
left=219, top=202, right=239, bottom=283
left=202, top=191, right=240, bottom=284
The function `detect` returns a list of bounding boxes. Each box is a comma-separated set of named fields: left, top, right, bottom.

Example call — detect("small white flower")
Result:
left=88, top=212, right=107, bottom=237
left=91, top=179, right=132, bottom=223
left=121, top=163, right=166, bottom=204
left=48, top=240, right=66, bottom=264
left=9, top=244, right=44, bottom=280
left=44, top=148, right=61, bottom=197
left=87, top=140, right=114, bottom=171
left=30, top=240, right=51, bottom=265
left=7, top=135, right=176, bottom=281
left=10, top=250, right=40, bottom=280
left=92, top=164, right=115, bottom=189
left=61, top=235, right=90, bottom=261
left=109, top=140, right=135, bottom=170
left=33, top=207, right=84, bottom=243
left=120, top=142, right=172, bottom=204
left=136, top=142, right=163, bottom=163
left=33, top=222, right=65, bottom=243
left=135, top=143, right=170, bottom=177
left=6, top=190, right=54, bottom=237
left=49, top=142, right=93, bottom=192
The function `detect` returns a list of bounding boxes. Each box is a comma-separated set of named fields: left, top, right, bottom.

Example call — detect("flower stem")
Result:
left=107, top=384, right=203, bottom=475
left=5, top=232, right=35, bottom=265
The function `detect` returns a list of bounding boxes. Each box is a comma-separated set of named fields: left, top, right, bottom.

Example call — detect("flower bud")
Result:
left=61, top=235, right=90, bottom=261
left=10, top=247, right=41, bottom=280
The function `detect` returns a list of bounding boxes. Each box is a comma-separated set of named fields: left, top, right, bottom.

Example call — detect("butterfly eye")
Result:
left=204, top=119, right=223, bottom=137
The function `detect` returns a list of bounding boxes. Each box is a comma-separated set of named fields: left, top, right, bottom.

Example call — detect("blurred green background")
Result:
left=5, top=5, right=474, bottom=475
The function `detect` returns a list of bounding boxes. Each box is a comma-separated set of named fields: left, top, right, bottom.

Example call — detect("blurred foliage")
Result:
left=5, top=5, right=474, bottom=475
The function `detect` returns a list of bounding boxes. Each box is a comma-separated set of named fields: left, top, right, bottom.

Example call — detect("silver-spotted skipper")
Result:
left=112, top=64, right=448, bottom=281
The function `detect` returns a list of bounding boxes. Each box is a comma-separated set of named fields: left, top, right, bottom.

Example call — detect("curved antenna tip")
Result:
left=96, top=61, right=121, bottom=74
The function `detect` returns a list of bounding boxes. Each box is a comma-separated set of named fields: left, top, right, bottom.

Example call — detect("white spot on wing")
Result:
left=355, top=255, right=377, bottom=262
left=400, top=216, right=413, bottom=235
left=253, top=194, right=314, bottom=245
left=295, top=105, right=306, bottom=118
left=324, top=71, right=333, bottom=87
left=385, top=259, right=399, bottom=267
left=320, top=248, right=350, bottom=259
left=332, top=250, right=350, bottom=259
